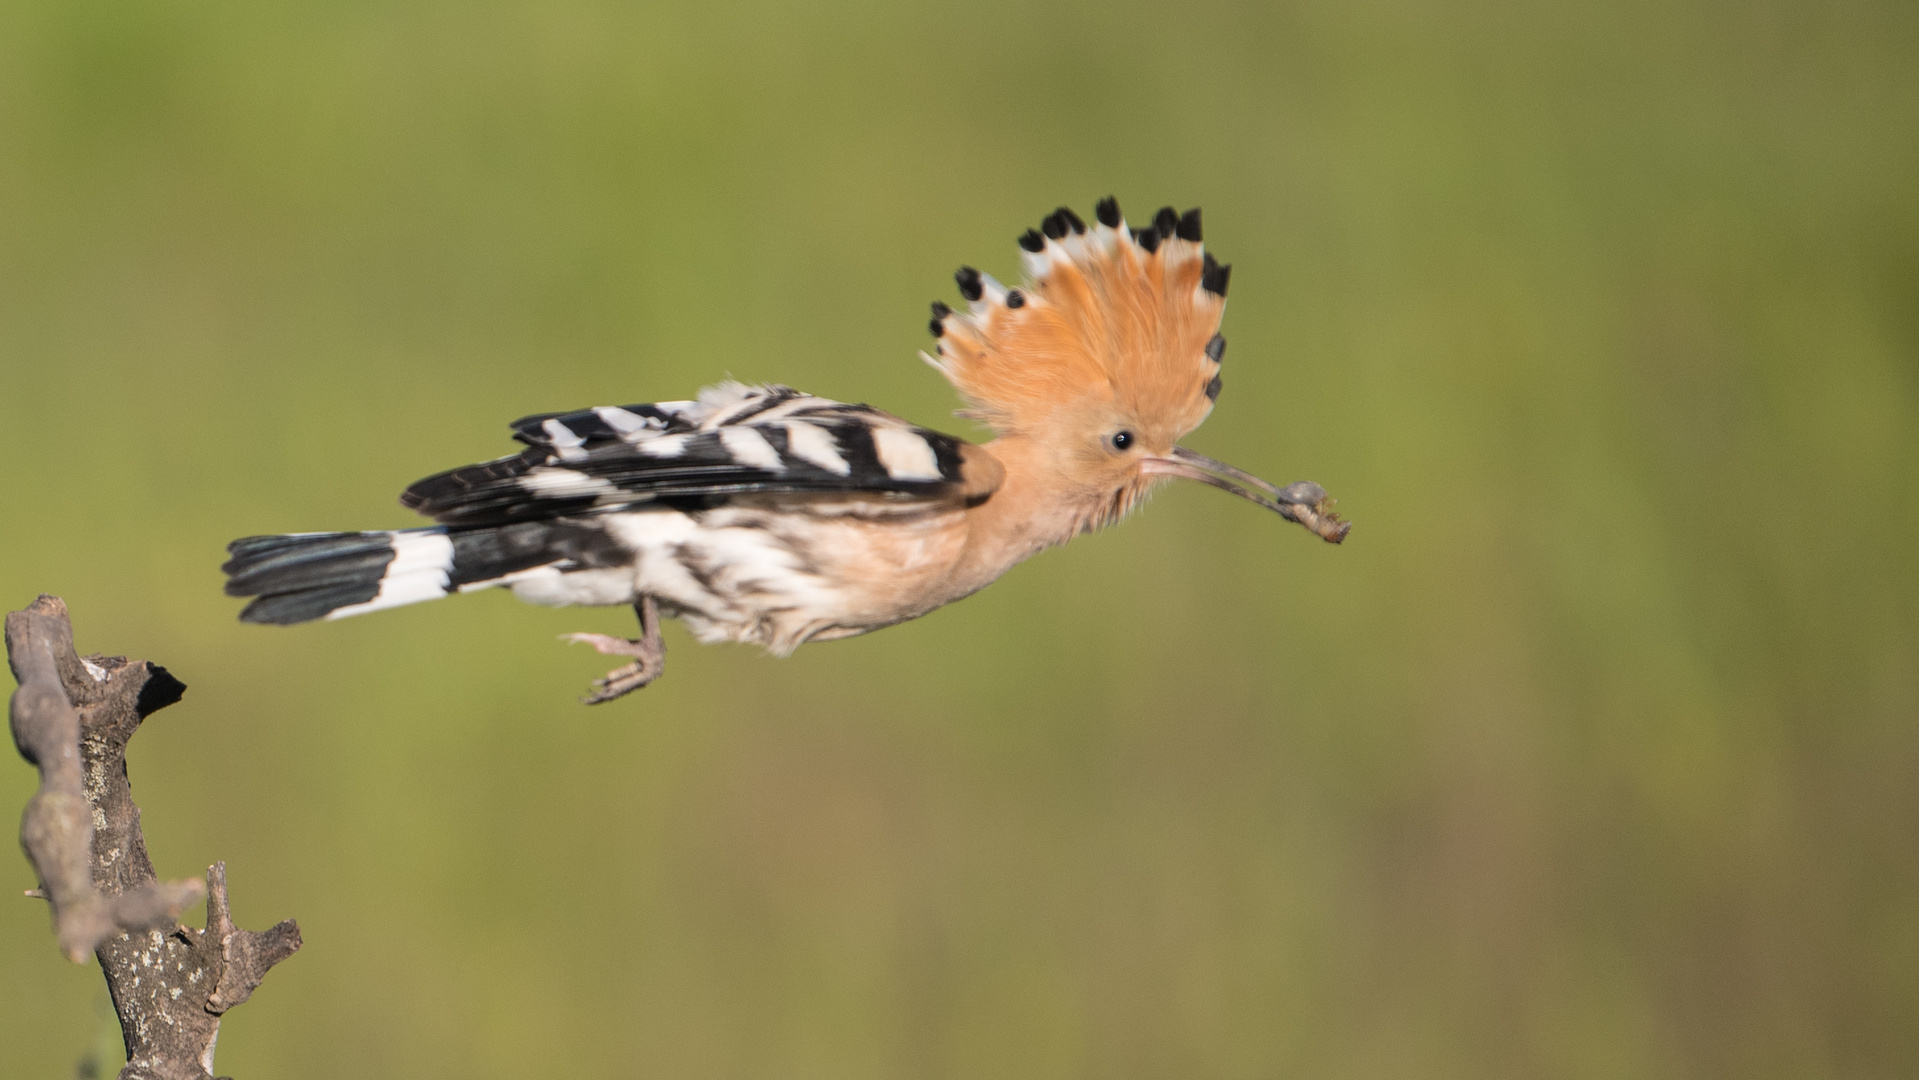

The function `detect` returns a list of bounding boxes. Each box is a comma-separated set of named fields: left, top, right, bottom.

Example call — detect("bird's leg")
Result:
left=562, top=595, right=667, bottom=705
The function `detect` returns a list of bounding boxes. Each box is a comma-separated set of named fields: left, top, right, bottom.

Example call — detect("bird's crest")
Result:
left=925, top=199, right=1230, bottom=443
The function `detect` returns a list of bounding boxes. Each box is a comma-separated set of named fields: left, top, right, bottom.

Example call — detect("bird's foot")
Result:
left=562, top=596, right=666, bottom=704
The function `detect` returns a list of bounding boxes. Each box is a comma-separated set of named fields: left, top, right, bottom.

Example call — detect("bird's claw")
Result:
left=564, top=632, right=666, bottom=704
left=579, top=658, right=663, bottom=704
left=562, top=632, right=645, bottom=656
left=563, top=598, right=666, bottom=704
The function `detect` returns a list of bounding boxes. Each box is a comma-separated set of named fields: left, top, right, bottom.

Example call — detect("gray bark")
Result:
left=9, top=595, right=300, bottom=1080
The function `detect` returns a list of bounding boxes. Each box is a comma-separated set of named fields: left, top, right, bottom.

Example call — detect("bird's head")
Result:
left=925, top=199, right=1348, bottom=542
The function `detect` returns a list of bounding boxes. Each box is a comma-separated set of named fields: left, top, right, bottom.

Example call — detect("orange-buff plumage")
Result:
left=223, top=199, right=1347, bottom=702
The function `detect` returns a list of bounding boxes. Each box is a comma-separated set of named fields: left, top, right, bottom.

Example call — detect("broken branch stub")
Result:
left=8, top=595, right=300, bottom=1080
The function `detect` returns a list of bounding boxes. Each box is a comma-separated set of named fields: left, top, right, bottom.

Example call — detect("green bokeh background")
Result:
left=4, top=0, right=1916, bottom=1076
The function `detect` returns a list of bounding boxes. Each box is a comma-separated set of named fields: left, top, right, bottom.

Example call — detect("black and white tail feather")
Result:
left=222, top=382, right=970, bottom=626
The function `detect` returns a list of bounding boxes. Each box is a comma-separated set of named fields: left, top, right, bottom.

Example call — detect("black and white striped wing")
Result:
left=401, top=383, right=974, bottom=526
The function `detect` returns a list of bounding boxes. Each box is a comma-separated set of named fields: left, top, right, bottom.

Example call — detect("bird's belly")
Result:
left=505, top=566, right=642, bottom=608
left=570, top=500, right=968, bottom=654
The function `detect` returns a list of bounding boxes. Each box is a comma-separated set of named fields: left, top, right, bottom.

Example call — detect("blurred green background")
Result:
left=3, top=0, right=1916, bottom=1076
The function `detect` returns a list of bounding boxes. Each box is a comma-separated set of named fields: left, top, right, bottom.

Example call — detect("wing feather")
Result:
left=401, top=384, right=981, bottom=526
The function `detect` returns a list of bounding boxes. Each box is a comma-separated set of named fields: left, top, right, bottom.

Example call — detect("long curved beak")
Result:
left=1140, top=446, right=1350, bottom=543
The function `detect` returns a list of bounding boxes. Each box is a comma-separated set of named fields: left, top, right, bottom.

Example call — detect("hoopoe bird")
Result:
left=223, top=199, right=1348, bottom=703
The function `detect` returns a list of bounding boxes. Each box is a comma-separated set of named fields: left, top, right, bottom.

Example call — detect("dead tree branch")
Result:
left=9, top=595, right=300, bottom=1080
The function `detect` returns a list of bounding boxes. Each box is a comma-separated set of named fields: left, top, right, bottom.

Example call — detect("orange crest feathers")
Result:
left=924, top=199, right=1230, bottom=442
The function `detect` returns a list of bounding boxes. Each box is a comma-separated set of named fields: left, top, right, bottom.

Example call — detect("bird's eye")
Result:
left=1111, top=431, right=1134, bottom=451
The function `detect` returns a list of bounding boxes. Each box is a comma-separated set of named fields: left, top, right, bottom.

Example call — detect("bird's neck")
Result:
left=944, top=435, right=1114, bottom=596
